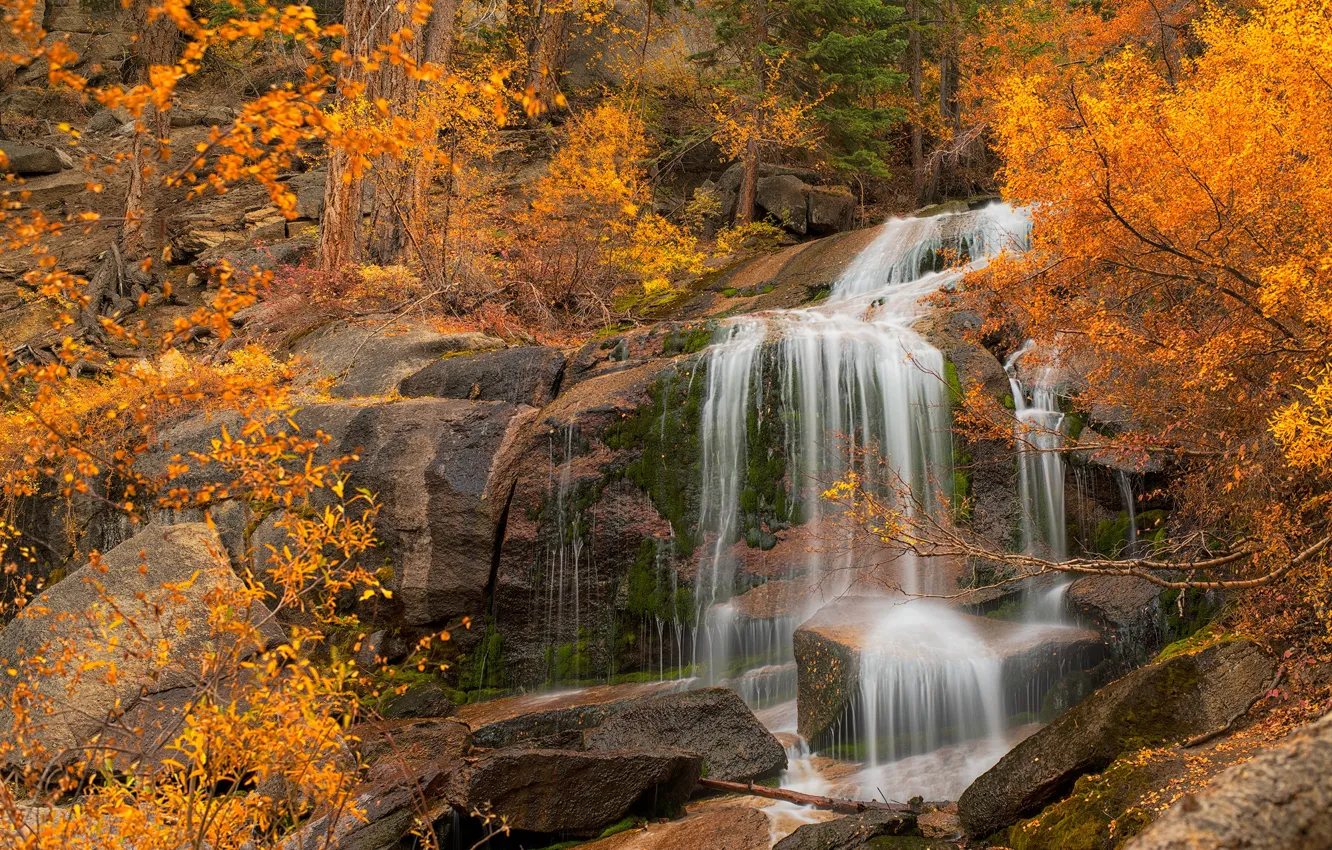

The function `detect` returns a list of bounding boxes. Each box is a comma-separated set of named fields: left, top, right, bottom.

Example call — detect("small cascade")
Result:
left=857, top=604, right=1006, bottom=766
left=1004, top=344, right=1068, bottom=561
left=1117, top=471, right=1140, bottom=556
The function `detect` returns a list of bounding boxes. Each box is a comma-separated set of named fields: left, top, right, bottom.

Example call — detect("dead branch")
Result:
left=696, top=777, right=916, bottom=815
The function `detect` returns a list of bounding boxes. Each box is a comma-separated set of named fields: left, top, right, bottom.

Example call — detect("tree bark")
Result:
left=696, top=778, right=916, bottom=815
left=736, top=137, right=760, bottom=224
left=318, top=0, right=371, bottom=273
left=525, top=0, right=570, bottom=115
left=907, top=0, right=925, bottom=206
left=120, top=0, right=179, bottom=262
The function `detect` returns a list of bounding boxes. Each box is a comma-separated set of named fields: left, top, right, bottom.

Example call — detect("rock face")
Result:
left=793, top=598, right=1106, bottom=742
left=0, top=523, right=280, bottom=764
left=773, top=811, right=919, bottom=850
left=713, top=162, right=856, bottom=236
left=285, top=399, right=538, bottom=627
left=1125, top=709, right=1332, bottom=850
left=400, top=345, right=566, bottom=406
left=585, top=687, right=788, bottom=781
left=585, top=803, right=773, bottom=850
left=460, top=747, right=701, bottom=834
left=958, top=639, right=1276, bottom=838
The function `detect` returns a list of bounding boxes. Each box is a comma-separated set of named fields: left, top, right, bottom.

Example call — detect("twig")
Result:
left=1181, top=664, right=1284, bottom=749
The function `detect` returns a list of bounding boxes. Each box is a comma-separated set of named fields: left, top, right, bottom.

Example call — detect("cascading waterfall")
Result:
left=1004, top=343, right=1068, bottom=561
left=1117, top=471, right=1140, bottom=556
left=687, top=204, right=1038, bottom=780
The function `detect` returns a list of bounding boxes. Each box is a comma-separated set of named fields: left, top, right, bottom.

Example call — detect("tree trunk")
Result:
left=696, top=778, right=916, bottom=815
left=525, top=0, right=570, bottom=115
left=120, top=0, right=179, bottom=263
left=736, top=137, right=760, bottom=224
left=318, top=0, right=371, bottom=273
left=908, top=0, right=925, bottom=206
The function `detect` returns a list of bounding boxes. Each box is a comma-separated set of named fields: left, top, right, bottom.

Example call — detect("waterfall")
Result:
left=1004, top=344, right=1068, bottom=562
left=858, top=603, right=1006, bottom=767
left=1117, top=471, right=1139, bottom=556
left=687, top=203, right=1032, bottom=690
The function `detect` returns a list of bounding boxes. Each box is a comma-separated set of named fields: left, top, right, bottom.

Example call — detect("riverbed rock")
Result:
left=958, top=638, right=1276, bottom=838
left=459, top=747, right=701, bottom=834
left=1124, top=709, right=1332, bottom=850
left=0, top=522, right=281, bottom=765
left=289, top=318, right=504, bottom=398
left=583, top=802, right=773, bottom=850
left=585, top=687, right=788, bottom=781
left=757, top=174, right=812, bottom=234
left=773, top=810, right=919, bottom=850
left=400, top=345, right=566, bottom=406
left=793, top=598, right=1106, bottom=743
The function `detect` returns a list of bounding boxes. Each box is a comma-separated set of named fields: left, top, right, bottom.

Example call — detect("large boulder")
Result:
left=400, top=346, right=566, bottom=406
left=0, top=523, right=281, bottom=764
left=289, top=318, right=504, bottom=398
left=459, top=747, right=701, bottom=834
left=1125, top=709, right=1332, bottom=850
left=585, top=687, right=788, bottom=781
left=0, top=142, right=68, bottom=175
left=807, top=186, right=857, bottom=235
left=452, top=681, right=689, bottom=749
left=773, top=810, right=919, bottom=850
left=286, top=718, right=470, bottom=850
left=958, top=639, right=1276, bottom=838
left=757, top=174, right=812, bottom=235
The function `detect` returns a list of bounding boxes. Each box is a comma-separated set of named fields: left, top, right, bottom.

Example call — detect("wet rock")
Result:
left=584, top=802, right=772, bottom=849
left=400, top=346, right=566, bottom=406
left=958, top=639, right=1276, bottom=838
left=585, top=687, right=788, bottom=782
left=773, top=810, right=919, bottom=850
left=0, top=141, right=68, bottom=175
left=382, top=683, right=457, bottom=720
left=453, top=681, right=688, bottom=749
left=1125, top=709, right=1332, bottom=850
left=793, top=598, right=1105, bottom=743
left=0, top=523, right=282, bottom=764
left=1067, top=575, right=1164, bottom=661
left=290, top=318, right=504, bottom=398
left=459, top=747, right=701, bottom=834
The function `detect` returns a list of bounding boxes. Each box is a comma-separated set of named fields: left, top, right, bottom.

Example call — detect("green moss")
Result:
left=597, top=816, right=644, bottom=839
left=1154, top=622, right=1239, bottom=663
left=865, top=837, right=955, bottom=849
left=661, top=323, right=716, bottom=356
left=944, top=359, right=973, bottom=524
left=604, top=363, right=707, bottom=555
left=721, top=287, right=739, bottom=297
left=625, top=538, right=695, bottom=626
left=1003, top=393, right=1016, bottom=411
left=995, top=757, right=1165, bottom=850
left=458, top=626, right=505, bottom=691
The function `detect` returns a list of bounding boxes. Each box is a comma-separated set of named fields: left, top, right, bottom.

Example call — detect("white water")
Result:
left=692, top=204, right=1033, bottom=686
left=1005, top=343, right=1068, bottom=562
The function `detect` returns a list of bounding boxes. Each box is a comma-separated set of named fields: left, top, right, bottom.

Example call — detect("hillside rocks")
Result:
left=289, top=318, right=504, bottom=398
left=0, top=141, right=69, bottom=175
left=585, top=687, right=788, bottom=781
left=400, top=345, right=566, bottom=405
left=958, top=639, right=1275, bottom=838
left=0, top=523, right=281, bottom=765
left=1125, top=709, right=1332, bottom=850
left=712, top=163, right=857, bottom=236
left=462, top=747, right=701, bottom=833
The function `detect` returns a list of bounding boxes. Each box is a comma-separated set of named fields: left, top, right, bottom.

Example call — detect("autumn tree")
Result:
left=849, top=0, right=1332, bottom=644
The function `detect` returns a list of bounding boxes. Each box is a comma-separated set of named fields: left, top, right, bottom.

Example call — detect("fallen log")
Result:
left=696, top=777, right=914, bottom=815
